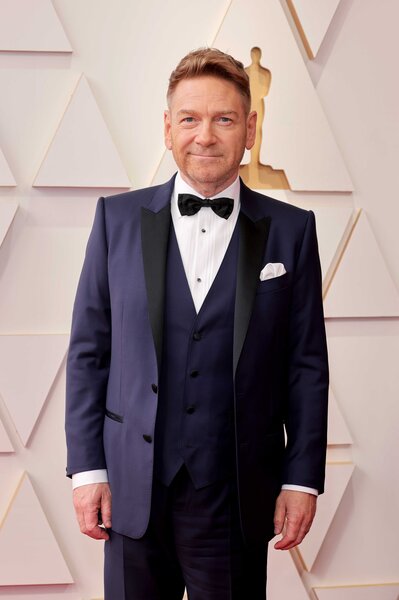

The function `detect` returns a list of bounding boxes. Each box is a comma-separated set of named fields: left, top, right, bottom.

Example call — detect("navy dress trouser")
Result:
left=104, top=466, right=268, bottom=600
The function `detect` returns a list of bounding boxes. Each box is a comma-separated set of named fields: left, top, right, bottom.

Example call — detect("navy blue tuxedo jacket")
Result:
left=65, top=175, right=329, bottom=543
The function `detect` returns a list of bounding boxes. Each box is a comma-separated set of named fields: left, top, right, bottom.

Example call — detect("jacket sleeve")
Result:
left=65, top=197, right=111, bottom=477
left=282, top=210, right=329, bottom=493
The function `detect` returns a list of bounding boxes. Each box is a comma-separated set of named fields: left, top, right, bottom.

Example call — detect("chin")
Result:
left=187, top=167, right=224, bottom=184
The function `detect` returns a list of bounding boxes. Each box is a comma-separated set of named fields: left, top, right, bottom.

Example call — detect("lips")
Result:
left=190, top=154, right=221, bottom=158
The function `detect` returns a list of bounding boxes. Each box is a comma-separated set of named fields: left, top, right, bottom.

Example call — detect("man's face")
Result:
left=164, top=75, right=256, bottom=196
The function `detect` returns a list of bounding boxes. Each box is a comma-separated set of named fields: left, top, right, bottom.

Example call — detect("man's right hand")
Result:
left=73, top=483, right=112, bottom=541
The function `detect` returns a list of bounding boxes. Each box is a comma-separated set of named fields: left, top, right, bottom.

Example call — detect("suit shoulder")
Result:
left=245, top=187, right=313, bottom=233
left=101, top=183, right=165, bottom=211
left=254, top=190, right=310, bottom=219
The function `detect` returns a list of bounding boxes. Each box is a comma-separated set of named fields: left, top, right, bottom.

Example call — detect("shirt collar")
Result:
left=172, top=171, right=241, bottom=220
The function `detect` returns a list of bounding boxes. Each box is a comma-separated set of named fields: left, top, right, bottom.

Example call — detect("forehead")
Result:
left=169, top=75, right=245, bottom=112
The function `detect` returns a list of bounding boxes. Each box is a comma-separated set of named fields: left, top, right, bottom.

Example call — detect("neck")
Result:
left=179, top=172, right=238, bottom=197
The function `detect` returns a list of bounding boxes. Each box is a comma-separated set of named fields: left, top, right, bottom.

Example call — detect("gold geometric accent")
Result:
left=286, top=0, right=342, bottom=60
left=314, top=582, right=399, bottom=600
left=239, top=47, right=289, bottom=189
left=214, top=0, right=353, bottom=191
left=322, top=209, right=360, bottom=300
left=324, top=211, right=399, bottom=317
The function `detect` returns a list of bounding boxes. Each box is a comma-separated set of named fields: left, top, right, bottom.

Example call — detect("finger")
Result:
left=77, top=504, right=108, bottom=540
left=81, top=509, right=109, bottom=540
left=100, top=493, right=112, bottom=529
left=84, top=524, right=110, bottom=541
left=274, top=515, right=303, bottom=550
left=273, top=499, right=286, bottom=535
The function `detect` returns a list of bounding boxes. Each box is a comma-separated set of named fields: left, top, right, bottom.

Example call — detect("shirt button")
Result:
left=186, top=406, right=196, bottom=414
left=143, top=434, right=152, bottom=443
left=197, top=277, right=202, bottom=282
left=151, top=383, right=158, bottom=394
left=201, top=228, right=206, bottom=233
left=193, top=332, right=201, bottom=341
left=190, top=370, right=199, bottom=378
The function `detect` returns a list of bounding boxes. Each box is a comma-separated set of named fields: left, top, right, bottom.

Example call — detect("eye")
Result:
left=217, top=116, right=233, bottom=124
left=180, top=116, right=197, bottom=125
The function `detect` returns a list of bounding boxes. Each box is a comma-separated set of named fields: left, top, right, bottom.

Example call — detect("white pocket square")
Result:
left=259, top=262, right=286, bottom=281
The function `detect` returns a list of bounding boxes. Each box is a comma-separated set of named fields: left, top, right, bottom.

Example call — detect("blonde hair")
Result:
left=167, top=48, right=251, bottom=113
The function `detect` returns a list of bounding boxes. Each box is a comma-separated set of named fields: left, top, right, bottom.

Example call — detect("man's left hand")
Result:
left=273, top=490, right=317, bottom=550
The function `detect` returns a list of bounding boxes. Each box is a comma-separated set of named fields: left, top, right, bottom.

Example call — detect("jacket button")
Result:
left=151, top=383, right=158, bottom=394
left=186, top=405, right=195, bottom=414
left=190, top=370, right=199, bottom=378
left=193, top=332, right=201, bottom=341
left=143, top=434, right=152, bottom=443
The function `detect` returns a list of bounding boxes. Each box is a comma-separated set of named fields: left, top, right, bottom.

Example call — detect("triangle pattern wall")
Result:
left=298, top=463, right=354, bottom=570
left=0, top=200, right=18, bottom=247
left=0, top=335, right=69, bottom=445
left=0, top=417, right=13, bottom=452
left=314, top=584, right=399, bottom=600
left=324, top=211, right=399, bottom=317
left=0, top=0, right=72, bottom=52
left=305, top=205, right=354, bottom=285
left=327, top=387, right=353, bottom=446
left=287, top=0, right=342, bottom=58
left=34, top=76, right=131, bottom=189
left=0, top=226, right=90, bottom=333
left=0, top=473, right=73, bottom=585
left=0, top=147, right=16, bottom=186
left=267, top=546, right=310, bottom=600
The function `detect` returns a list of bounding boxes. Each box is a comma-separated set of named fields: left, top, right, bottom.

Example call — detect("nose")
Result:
left=195, top=121, right=216, bottom=146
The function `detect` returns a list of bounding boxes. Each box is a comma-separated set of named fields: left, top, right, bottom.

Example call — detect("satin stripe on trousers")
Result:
left=104, top=466, right=267, bottom=600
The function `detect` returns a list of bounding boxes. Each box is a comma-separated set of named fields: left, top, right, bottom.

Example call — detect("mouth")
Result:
left=190, top=154, right=221, bottom=159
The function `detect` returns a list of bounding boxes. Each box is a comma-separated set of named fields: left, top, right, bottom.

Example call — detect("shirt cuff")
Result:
left=72, top=469, right=109, bottom=489
left=282, top=484, right=318, bottom=496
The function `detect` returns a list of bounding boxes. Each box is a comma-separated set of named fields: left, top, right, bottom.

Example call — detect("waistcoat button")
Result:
left=186, top=406, right=196, bottom=414
left=143, top=434, right=152, bottom=443
left=190, top=370, right=199, bottom=378
left=193, top=332, right=201, bottom=341
left=151, top=383, right=158, bottom=394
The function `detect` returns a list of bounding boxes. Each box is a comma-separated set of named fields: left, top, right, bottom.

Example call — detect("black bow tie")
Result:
left=178, top=193, right=234, bottom=219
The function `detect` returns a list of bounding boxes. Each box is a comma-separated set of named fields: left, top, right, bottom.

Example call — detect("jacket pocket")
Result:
left=105, top=408, right=124, bottom=423
left=256, top=272, right=290, bottom=295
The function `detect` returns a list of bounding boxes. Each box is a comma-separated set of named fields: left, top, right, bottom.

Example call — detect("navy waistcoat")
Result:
left=154, top=222, right=239, bottom=488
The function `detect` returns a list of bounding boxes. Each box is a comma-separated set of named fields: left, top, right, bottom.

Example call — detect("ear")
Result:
left=164, top=110, right=172, bottom=150
left=245, top=111, right=257, bottom=150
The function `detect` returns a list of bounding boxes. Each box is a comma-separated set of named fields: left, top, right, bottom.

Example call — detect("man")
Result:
left=66, top=48, right=328, bottom=599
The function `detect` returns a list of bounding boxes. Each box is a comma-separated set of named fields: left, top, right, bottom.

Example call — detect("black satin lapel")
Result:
left=233, top=213, right=271, bottom=375
left=141, top=205, right=171, bottom=373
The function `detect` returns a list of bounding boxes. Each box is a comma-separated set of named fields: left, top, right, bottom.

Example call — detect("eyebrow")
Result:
left=176, top=109, right=239, bottom=117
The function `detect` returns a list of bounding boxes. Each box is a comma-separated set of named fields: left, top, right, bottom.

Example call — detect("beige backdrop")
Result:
left=0, top=1, right=398, bottom=599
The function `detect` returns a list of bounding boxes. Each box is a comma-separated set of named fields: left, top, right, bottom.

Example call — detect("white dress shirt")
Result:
left=72, top=173, right=317, bottom=496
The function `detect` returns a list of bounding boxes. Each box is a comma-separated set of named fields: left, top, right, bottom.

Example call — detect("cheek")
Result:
left=172, top=133, right=193, bottom=154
